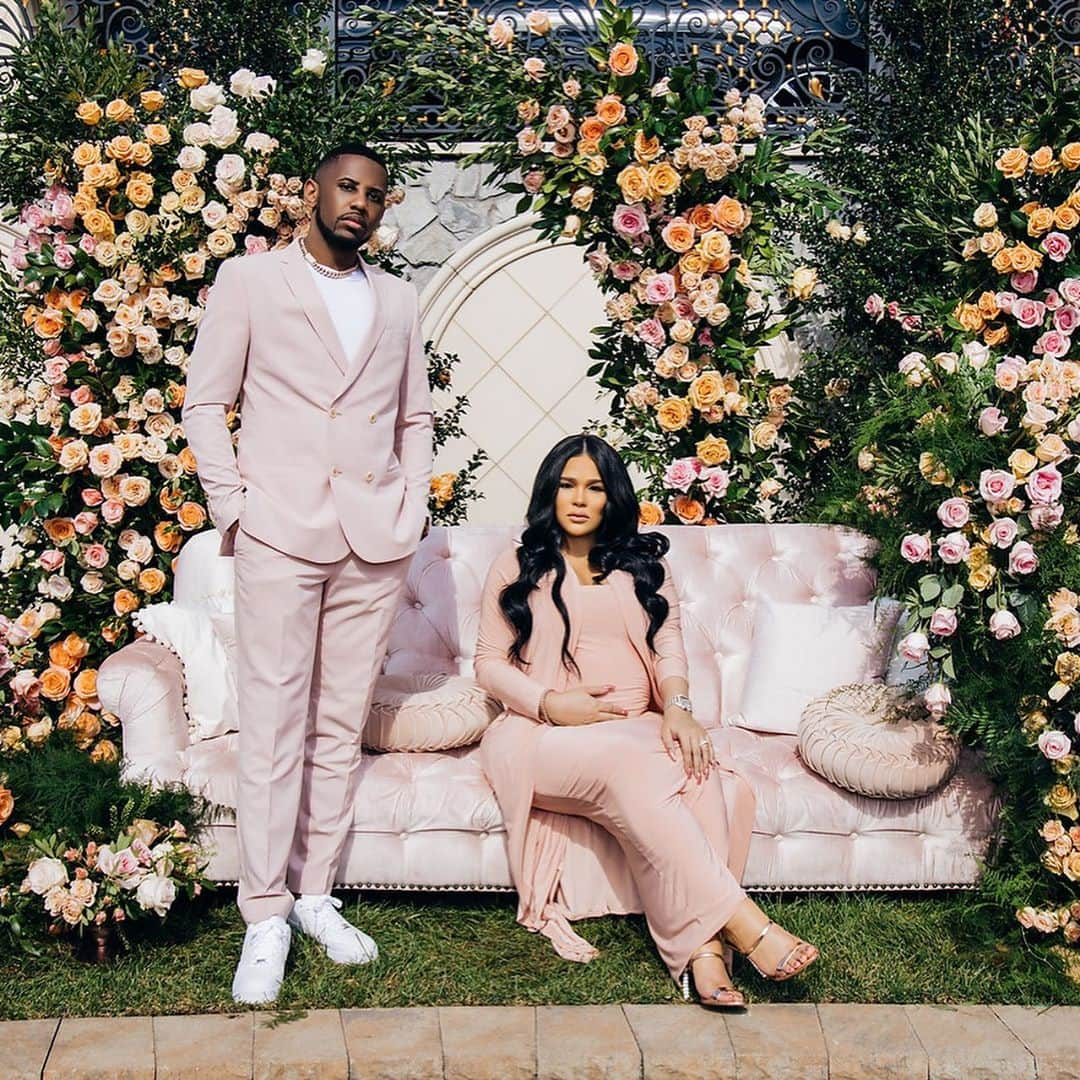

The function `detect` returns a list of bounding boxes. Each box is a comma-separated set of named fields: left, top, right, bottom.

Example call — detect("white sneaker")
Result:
left=287, top=894, right=379, bottom=965
left=231, top=915, right=291, bottom=1005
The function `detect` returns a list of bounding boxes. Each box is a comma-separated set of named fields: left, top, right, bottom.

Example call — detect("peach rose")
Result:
left=1060, top=143, right=1080, bottom=170
left=113, top=589, right=140, bottom=616
left=0, top=787, right=12, bottom=826
left=90, top=739, right=120, bottom=765
left=1030, top=146, right=1057, bottom=176
left=140, top=89, right=165, bottom=112
left=154, top=521, right=183, bottom=553
left=119, top=476, right=152, bottom=506
left=595, top=94, right=626, bottom=127
left=178, top=447, right=199, bottom=474
left=713, top=196, right=746, bottom=235
left=177, top=67, right=209, bottom=89
left=82, top=208, right=115, bottom=239
left=47, top=641, right=77, bottom=672
left=688, top=371, right=723, bottom=410
left=73, top=669, right=98, bottom=700
left=40, top=666, right=73, bottom=701
left=72, top=142, right=100, bottom=167
left=789, top=266, right=818, bottom=300
left=638, top=501, right=664, bottom=526
left=696, top=435, right=731, bottom=466
left=138, top=568, right=167, bottom=595
left=608, top=42, right=639, bottom=77
left=656, top=397, right=692, bottom=432
left=616, top=164, right=650, bottom=203
left=1027, top=207, right=1055, bottom=236
left=43, top=517, right=77, bottom=544
left=634, top=130, right=662, bottom=163
left=671, top=494, right=705, bottom=524
left=661, top=217, right=695, bottom=253
left=579, top=116, right=607, bottom=145
left=104, top=98, right=135, bottom=124
left=73, top=710, right=101, bottom=749
left=1055, top=204, right=1080, bottom=230
left=995, top=146, right=1029, bottom=179
left=176, top=501, right=207, bottom=531
left=648, top=162, right=681, bottom=198
left=76, top=101, right=104, bottom=126
left=1010, top=242, right=1043, bottom=273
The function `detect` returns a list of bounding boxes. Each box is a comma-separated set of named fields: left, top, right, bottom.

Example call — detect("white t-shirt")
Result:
left=306, top=261, right=374, bottom=367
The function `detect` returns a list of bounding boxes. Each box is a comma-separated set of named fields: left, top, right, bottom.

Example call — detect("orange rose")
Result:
left=176, top=501, right=207, bottom=531
left=713, top=196, right=747, bottom=235
left=65, top=289, right=88, bottom=314
left=73, top=669, right=98, bottom=700
left=995, top=147, right=1028, bottom=179
left=648, top=162, right=681, bottom=198
left=33, top=311, right=63, bottom=339
left=76, top=101, right=104, bottom=125
left=1027, top=207, right=1055, bottom=236
left=1030, top=146, right=1057, bottom=176
left=697, top=229, right=732, bottom=267
left=991, top=247, right=1014, bottom=273
left=126, top=177, right=154, bottom=209
left=634, top=130, right=662, bottom=163
left=106, top=135, right=135, bottom=162
left=82, top=208, right=115, bottom=239
left=955, top=303, right=984, bottom=333
left=43, top=517, right=76, bottom=544
left=977, top=290, right=1001, bottom=320
left=48, top=641, right=79, bottom=671
left=687, top=204, right=716, bottom=232
left=1061, top=143, right=1080, bottom=171
left=90, top=739, right=120, bottom=765
left=656, top=397, right=692, bottom=432
left=74, top=711, right=101, bottom=749
left=104, top=98, right=135, bottom=124
left=638, top=501, right=664, bottom=526
left=143, top=123, right=170, bottom=146
left=608, top=42, right=639, bottom=77
left=678, top=251, right=708, bottom=277
left=576, top=137, right=601, bottom=156
left=661, top=217, right=695, bottom=253
left=178, top=447, right=198, bottom=474
left=63, top=633, right=89, bottom=660
left=165, top=382, right=186, bottom=409
left=138, top=568, right=167, bottom=595
left=113, top=589, right=140, bottom=616
left=579, top=116, right=607, bottom=144
left=154, top=521, right=183, bottom=553
left=158, top=487, right=185, bottom=513
left=40, top=666, right=72, bottom=701
left=177, top=67, right=209, bottom=89
left=72, top=142, right=100, bottom=167
left=1055, top=204, right=1079, bottom=231
left=983, top=324, right=1009, bottom=347
left=671, top=495, right=705, bottom=525
left=72, top=187, right=98, bottom=216
left=688, top=371, right=724, bottom=409
left=595, top=94, right=626, bottom=127
left=1009, top=242, right=1043, bottom=273
left=0, top=787, right=12, bottom=825
left=696, top=435, right=731, bottom=466
left=140, top=90, right=165, bottom=112
left=616, top=164, right=650, bottom=203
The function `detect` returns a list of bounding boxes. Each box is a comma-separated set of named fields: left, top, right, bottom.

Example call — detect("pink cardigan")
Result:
left=474, top=545, right=754, bottom=961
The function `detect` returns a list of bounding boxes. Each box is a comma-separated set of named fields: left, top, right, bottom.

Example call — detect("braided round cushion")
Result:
left=363, top=673, right=502, bottom=752
left=797, top=682, right=960, bottom=799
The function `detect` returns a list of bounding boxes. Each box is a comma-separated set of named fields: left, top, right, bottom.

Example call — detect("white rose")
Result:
left=183, top=122, right=212, bottom=146
left=1, top=546, right=24, bottom=572
left=973, top=202, right=998, bottom=228
left=207, top=105, right=239, bottom=149
left=128, top=535, right=154, bottom=564
left=228, top=68, right=257, bottom=98
left=158, top=455, right=183, bottom=480
left=117, top=558, right=140, bottom=582
left=58, top=439, right=90, bottom=473
left=40, top=574, right=73, bottom=601
left=215, top=153, right=246, bottom=190
left=140, top=437, right=168, bottom=464
left=176, top=145, right=207, bottom=172
left=201, top=200, right=228, bottom=229
left=136, top=873, right=177, bottom=916
left=88, top=445, right=123, bottom=478
left=68, top=402, right=102, bottom=435
left=300, top=48, right=327, bottom=77
left=134, top=326, right=160, bottom=354
left=81, top=571, right=105, bottom=594
left=243, top=131, right=277, bottom=155
left=189, top=82, right=225, bottom=114
left=24, top=856, right=67, bottom=895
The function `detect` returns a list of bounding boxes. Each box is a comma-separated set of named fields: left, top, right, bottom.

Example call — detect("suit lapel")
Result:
left=336, top=262, right=389, bottom=396
left=279, top=241, right=348, bottom=375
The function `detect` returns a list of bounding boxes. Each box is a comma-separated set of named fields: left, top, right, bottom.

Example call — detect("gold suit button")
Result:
left=369, top=412, right=377, bottom=424
left=329, top=408, right=339, bottom=419
left=365, top=471, right=375, bottom=483
left=330, top=467, right=342, bottom=478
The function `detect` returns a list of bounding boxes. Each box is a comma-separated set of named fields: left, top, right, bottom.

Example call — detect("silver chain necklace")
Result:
left=299, top=237, right=360, bottom=279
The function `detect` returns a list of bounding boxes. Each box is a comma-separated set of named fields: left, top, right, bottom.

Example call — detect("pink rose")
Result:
left=244, top=235, right=269, bottom=255
left=636, top=318, right=666, bottom=347
left=1044, top=289, right=1062, bottom=311
left=523, top=170, right=543, bottom=195
left=1010, top=269, right=1038, bottom=294
left=898, top=630, right=929, bottom=663
left=1038, top=730, right=1072, bottom=761
left=83, top=543, right=109, bottom=569
left=69, top=385, right=93, bottom=406
left=1008, top=540, right=1039, bottom=575
left=936, top=532, right=970, bottom=564
left=864, top=293, right=884, bottom=320
left=1042, top=232, right=1072, bottom=263
left=10, top=669, right=41, bottom=700
left=700, top=467, right=731, bottom=499
left=10, top=246, right=29, bottom=271
left=79, top=234, right=96, bottom=255
left=1054, top=305, right=1078, bottom=334
left=924, top=682, right=951, bottom=719
left=72, top=512, right=97, bottom=535
left=672, top=296, right=695, bottom=321
left=988, top=517, right=1018, bottom=548
left=1060, top=278, right=1080, bottom=306
left=929, top=607, right=958, bottom=636
left=101, top=499, right=125, bottom=526
left=900, top=533, right=931, bottom=563
left=43, top=358, right=69, bottom=386
left=586, top=245, right=610, bottom=275
left=611, top=260, right=642, bottom=282
left=996, top=291, right=1017, bottom=313
left=978, top=406, right=1008, bottom=436
left=1026, top=464, right=1063, bottom=505
left=612, top=204, right=648, bottom=240
left=54, top=246, right=75, bottom=270
left=644, top=273, right=676, bottom=305
left=979, top=469, right=1015, bottom=503
left=38, top=549, right=65, bottom=572
left=900, top=314, right=922, bottom=332
left=1013, top=298, right=1047, bottom=328
left=81, top=488, right=104, bottom=507
left=989, top=609, right=1021, bottom=640
left=22, top=204, right=46, bottom=230
left=1029, top=503, right=1064, bottom=531
left=663, top=457, right=700, bottom=492
left=886, top=300, right=901, bottom=319
left=1035, top=330, right=1069, bottom=358
left=936, top=498, right=970, bottom=528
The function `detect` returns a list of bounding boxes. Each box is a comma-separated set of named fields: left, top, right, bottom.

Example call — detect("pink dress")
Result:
left=476, top=554, right=755, bottom=982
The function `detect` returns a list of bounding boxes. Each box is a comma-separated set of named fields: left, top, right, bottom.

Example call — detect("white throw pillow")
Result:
left=134, top=603, right=237, bottom=742
left=730, top=598, right=903, bottom=735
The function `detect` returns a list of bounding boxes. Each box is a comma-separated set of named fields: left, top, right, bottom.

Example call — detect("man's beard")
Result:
left=314, top=205, right=363, bottom=254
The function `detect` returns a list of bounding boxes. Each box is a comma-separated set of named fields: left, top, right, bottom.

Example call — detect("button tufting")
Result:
left=413, top=601, right=422, bottom=610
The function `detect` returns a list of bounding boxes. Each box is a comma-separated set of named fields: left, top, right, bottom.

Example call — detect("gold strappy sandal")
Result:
left=680, top=943, right=746, bottom=1009
left=727, top=919, right=818, bottom=982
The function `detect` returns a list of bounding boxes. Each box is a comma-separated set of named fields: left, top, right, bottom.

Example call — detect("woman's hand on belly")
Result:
left=544, top=684, right=630, bottom=726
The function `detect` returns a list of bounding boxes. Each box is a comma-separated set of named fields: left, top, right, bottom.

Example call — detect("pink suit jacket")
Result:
left=182, top=241, right=434, bottom=563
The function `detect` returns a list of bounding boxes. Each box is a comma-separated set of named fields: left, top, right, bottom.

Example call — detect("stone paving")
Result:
left=2, top=1002, right=1078, bottom=1079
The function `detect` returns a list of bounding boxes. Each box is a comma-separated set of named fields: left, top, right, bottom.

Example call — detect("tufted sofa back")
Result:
left=172, top=523, right=877, bottom=725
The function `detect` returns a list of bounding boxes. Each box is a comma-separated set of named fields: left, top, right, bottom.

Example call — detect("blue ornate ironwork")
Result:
left=0, top=0, right=41, bottom=94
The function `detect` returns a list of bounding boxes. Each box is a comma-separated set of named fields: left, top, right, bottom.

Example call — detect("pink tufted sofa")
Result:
left=98, top=524, right=998, bottom=893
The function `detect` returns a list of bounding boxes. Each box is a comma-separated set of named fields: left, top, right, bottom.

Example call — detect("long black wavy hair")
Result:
left=499, top=434, right=670, bottom=672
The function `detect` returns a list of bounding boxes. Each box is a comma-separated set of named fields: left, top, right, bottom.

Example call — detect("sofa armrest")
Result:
left=97, top=639, right=189, bottom=787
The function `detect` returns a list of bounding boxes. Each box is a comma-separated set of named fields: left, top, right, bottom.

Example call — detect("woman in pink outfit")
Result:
left=475, top=435, right=818, bottom=1007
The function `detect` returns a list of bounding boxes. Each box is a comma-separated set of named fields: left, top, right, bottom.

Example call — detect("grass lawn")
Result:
left=3, top=889, right=1078, bottom=1019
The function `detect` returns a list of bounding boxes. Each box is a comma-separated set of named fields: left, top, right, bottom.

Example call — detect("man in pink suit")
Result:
left=182, top=143, right=433, bottom=1004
